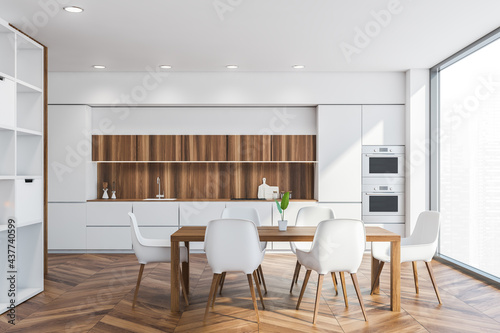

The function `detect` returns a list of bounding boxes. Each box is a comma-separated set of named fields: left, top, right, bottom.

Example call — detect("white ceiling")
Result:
left=0, top=0, right=499, bottom=72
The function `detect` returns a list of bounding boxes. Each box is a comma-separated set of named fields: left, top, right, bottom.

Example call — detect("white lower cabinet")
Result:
left=15, top=178, right=43, bottom=225
left=87, top=202, right=133, bottom=226
left=48, top=203, right=86, bottom=250
left=132, top=202, right=178, bottom=226
left=225, top=201, right=273, bottom=226
left=179, top=202, right=225, bottom=250
left=86, top=227, right=132, bottom=250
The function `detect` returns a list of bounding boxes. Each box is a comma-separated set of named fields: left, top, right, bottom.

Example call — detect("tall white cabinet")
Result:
left=0, top=18, right=45, bottom=313
left=48, top=105, right=93, bottom=250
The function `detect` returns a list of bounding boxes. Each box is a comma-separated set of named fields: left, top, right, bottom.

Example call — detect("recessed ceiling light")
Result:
left=92, top=65, right=106, bottom=69
left=159, top=65, right=172, bottom=69
left=226, top=65, right=238, bottom=69
left=64, top=6, right=84, bottom=13
left=292, top=65, right=305, bottom=69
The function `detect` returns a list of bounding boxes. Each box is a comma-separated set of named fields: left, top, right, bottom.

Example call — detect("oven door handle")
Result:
left=364, top=154, right=402, bottom=157
left=364, top=192, right=403, bottom=196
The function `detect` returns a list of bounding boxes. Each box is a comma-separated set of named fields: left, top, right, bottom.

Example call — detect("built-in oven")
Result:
left=362, top=146, right=405, bottom=178
left=362, top=178, right=405, bottom=218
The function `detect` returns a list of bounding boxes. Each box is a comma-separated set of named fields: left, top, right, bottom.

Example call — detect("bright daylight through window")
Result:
left=437, top=35, right=500, bottom=279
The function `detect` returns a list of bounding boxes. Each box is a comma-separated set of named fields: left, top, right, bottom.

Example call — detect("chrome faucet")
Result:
left=156, top=176, right=164, bottom=199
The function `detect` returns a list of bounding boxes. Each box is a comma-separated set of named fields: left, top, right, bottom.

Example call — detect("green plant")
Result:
left=275, top=191, right=290, bottom=221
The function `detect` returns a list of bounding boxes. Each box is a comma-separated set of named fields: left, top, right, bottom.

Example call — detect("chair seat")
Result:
left=137, top=244, right=188, bottom=264
left=260, top=241, right=267, bottom=252
left=372, top=241, right=437, bottom=263
left=290, top=241, right=312, bottom=254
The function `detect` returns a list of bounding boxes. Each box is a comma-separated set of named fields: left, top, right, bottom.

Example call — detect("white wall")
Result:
left=48, top=71, right=405, bottom=105
left=91, top=106, right=316, bottom=135
left=405, top=69, right=430, bottom=235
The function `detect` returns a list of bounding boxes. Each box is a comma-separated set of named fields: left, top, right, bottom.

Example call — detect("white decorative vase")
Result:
left=278, top=220, right=288, bottom=231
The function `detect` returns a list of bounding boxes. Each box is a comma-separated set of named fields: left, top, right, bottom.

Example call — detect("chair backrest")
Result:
left=129, top=212, right=172, bottom=264
left=408, top=211, right=441, bottom=247
left=308, top=219, right=365, bottom=274
left=221, top=207, right=261, bottom=226
left=204, top=219, right=263, bottom=274
left=295, top=206, right=334, bottom=226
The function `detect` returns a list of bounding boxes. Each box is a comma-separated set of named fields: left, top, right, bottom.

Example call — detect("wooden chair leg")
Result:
left=351, top=273, right=368, bottom=321
left=132, top=264, right=145, bottom=308
left=296, top=269, right=312, bottom=310
left=179, top=266, right=189, bottom=306
left=295, top=264, right=301, bottom=284
left=412, top=261, right=419, bottom=294
left=425, top=261, right=442, bottom=304
left=205, top=273, right=220, bottom=320
left=313, top=274, right=324, bottom=325
left=219, top=272, right=226, bottom=295
left=340, top=272, right=348, bottom=308
left=247, top=274, right=260, bottom=323
left=258, top=265, right=267, bottom=294
left=253, top=270, right=266, bottom=309
left=370, top=261, right=385, bottom=295
left=291, top=260, right=301, bottom=292
left=211, top=274, right=222, bottom=308
left=331, top=272, right=338, bottom=296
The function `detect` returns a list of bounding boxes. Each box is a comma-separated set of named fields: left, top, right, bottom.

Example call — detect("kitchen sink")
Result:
left=144, top=198, right=177, bottom=201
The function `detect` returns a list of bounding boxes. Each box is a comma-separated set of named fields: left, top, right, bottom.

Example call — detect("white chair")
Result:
left=295, top=219, right=367, bottom=324
left=371, top=211, right=442, bottom=304
left=204, top=219, right=266, bottom=323
left=290, top=206, right=335, bottom=293
left=128, top=212, right=189, bottom=307
left=220, top=207, right=267, bottom=293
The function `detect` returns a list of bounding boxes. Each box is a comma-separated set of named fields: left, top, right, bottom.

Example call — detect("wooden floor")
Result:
left=1, top=253, right=500, bottom=332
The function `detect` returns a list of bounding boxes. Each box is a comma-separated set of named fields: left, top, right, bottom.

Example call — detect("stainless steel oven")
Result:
left=362, top=178, right=405, bottom=218
left=362, top=146, right=405, bottom=178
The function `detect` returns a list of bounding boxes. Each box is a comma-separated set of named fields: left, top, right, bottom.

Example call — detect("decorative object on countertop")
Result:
left=275, top=191, right=290, bottom=231
left=102, top=182, right=109, bottom=199
left=257, top=178, right=269, bottom=199
left=281, top=190, right=292, bottom=199
left=156, top=176, right=165, bottom=199
left=111, top=181, right=117, bottom=199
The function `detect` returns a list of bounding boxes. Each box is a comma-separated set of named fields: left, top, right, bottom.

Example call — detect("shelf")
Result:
left=16, top=127, right=42, bottom=136
left=16, top=35, right=43, bottom=90
left=0, top=179, right=15, bottom=223
left=17, top=82, right=43, bottom=133
left=0, top=26, right=15, bottom=78
left=0, top=76, right=16, bottom=128
left=16, top=133, right=42, bottom=176
left=0, top=129, right=15, bottom=176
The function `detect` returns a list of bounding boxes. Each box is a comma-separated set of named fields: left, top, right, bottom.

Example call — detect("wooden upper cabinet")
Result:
left=272, top=135, right=316, bottom=161
left=228, top=135, right=271, bottom=161
left=92, top=135, right=136, bottom=161
left=136, top=135, right=182, bottom=161
left=181, top=135, right=227, bottom=161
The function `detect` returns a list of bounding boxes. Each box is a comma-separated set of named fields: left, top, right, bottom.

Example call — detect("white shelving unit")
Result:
left=0, top=17, right=45, bottom=314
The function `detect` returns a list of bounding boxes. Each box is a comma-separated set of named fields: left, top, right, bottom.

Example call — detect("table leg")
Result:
left=371, top=254, right=380, bottom=294
left=390, top=239, right=401, bottom=311
left=182, top=242, right=190, bottom=294
left=171, top=240, right=180, bottom=313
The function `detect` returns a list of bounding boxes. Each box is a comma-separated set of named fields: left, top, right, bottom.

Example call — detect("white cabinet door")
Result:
left=139, top=226, right=179, bottom=245
left=224, top=201, right=273, bottom=226
left=0, top=77, right=15, bottom=128
left=48, top=203, right=86, bottom=250
left=317, top=105, right=362, bottom=202
left=317, top=203, right=361, bottom=220
left=132, top=202, right=179, bottom=226
left=48, top=105, right=91, bottom=202
left=87, top=202, right=133, bottom=226
left=272, top=201, right=317, bottom=250
left=362, top=105, right=405, bottom=145
left=86, top=227, right=132, bottom=250
left=180, top=202, right=225, bottom=250
left=15, top=178, right=43, bottom=225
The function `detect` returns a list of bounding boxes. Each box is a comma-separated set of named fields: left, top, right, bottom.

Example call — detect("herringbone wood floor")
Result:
left=1, top=253, right=500, bottom=332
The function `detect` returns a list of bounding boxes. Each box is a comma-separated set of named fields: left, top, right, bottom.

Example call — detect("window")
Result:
left=431, top=28, right=500, bottom=280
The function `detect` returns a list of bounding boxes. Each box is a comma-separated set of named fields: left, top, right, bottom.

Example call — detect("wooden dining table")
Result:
left=170, top=226, right=401, bottom=313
